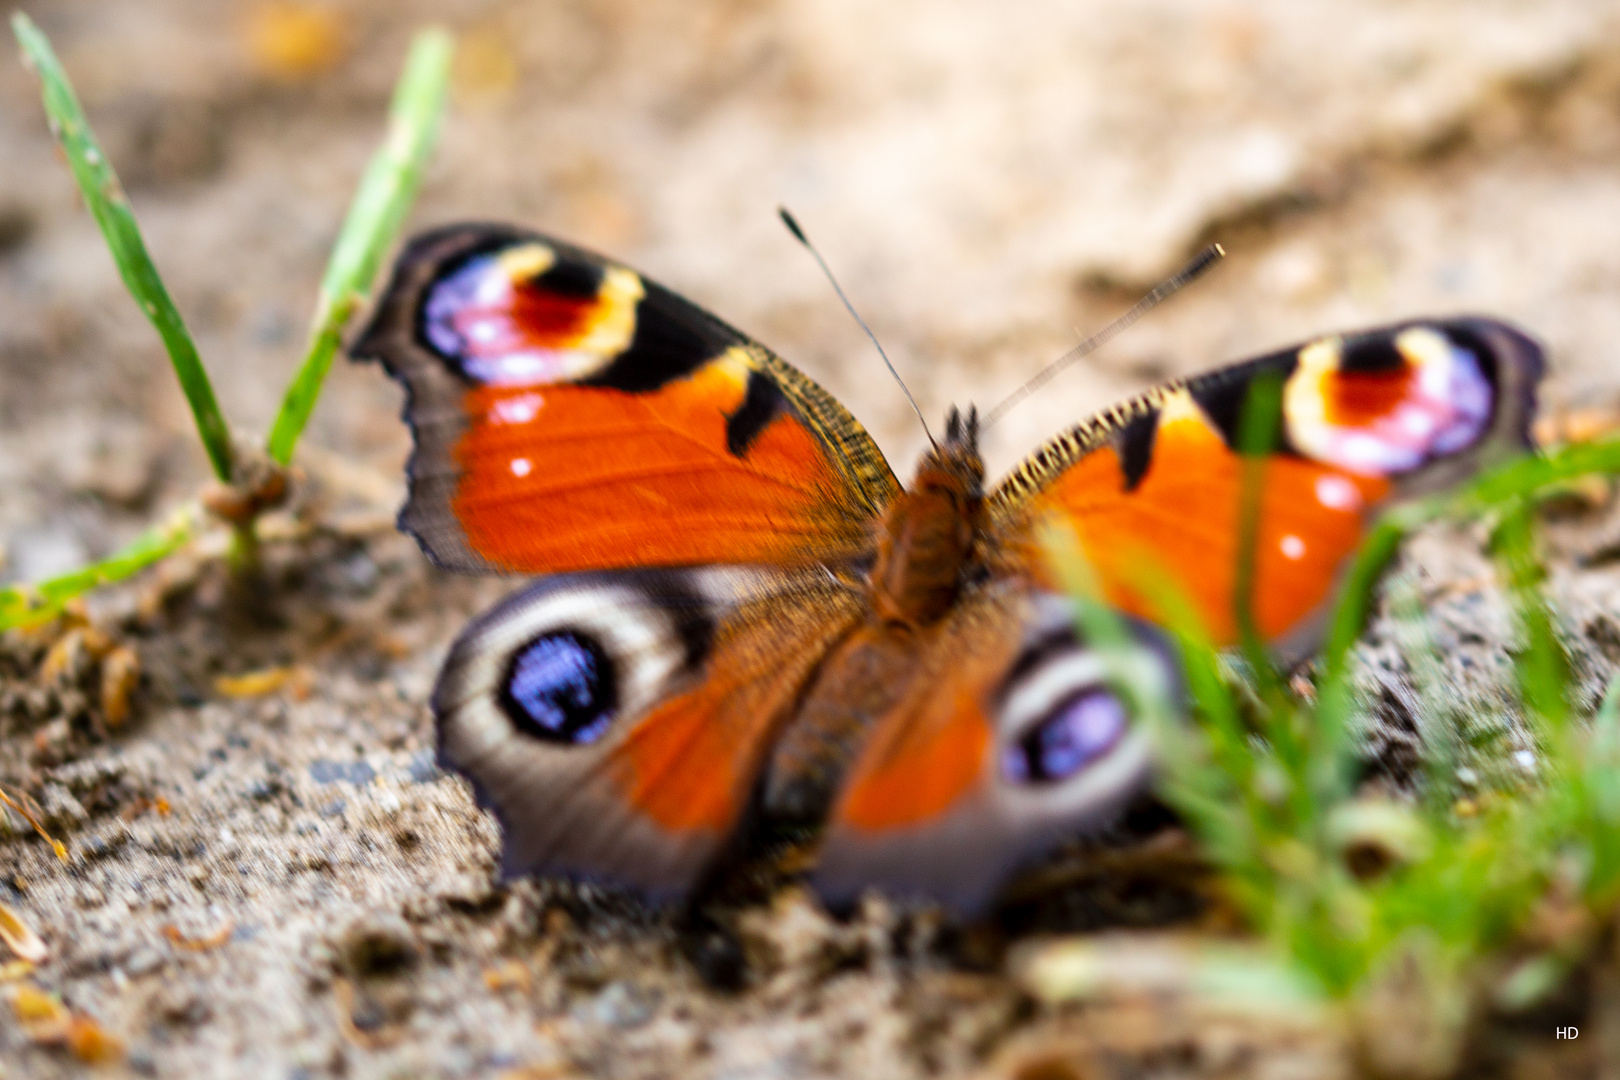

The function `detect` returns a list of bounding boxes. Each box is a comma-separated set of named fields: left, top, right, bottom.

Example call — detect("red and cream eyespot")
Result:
left=1283, top=325, right=1495, bottom=476
left=421, top=241, right=643, bottom=386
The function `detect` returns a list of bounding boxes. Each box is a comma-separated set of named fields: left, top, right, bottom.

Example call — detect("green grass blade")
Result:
left=1320, top=438, right=1620, bottom=682
left=0, top=505, right=200, bottom=630
left=1311, top=506, right=1425, bottom=804
left=1102, top=545, right=1251, bottom=773
left=1594, top=672, right=1620, bottom=749
left=1040, top=522, right=1259, bottom=871
left=1460, top=438, right=1620, bottom=511
left=267, top=27, right=454, bottom=465
left=12, top=13, right=233, bottom=483
left=1583, top=673, right=1620, bottom=905
left=1493, top=502, right=1570, bottom=736
left=1319, top=510, right=1423, bottom=681
left=1234, top=374, right=1290, bottom=707
left=1036, top=426, right=1620, bottom=1005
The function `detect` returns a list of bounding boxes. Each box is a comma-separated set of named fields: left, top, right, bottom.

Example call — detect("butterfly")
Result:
left=353, top=222, right=1543, bottom=916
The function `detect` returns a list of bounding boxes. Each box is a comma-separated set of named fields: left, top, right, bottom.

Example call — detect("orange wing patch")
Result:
left=809, top=584, right=1160, bottom=915
left=1021, top=390, right=1388, bottom=644
left=608, top=686, right=751, bottom=833
left=355, top=224, right=898, bottom=576
left=607, top=591, right=860, bottom=834
left=453, top=348, right=867, bottom=572
left=827, top=602, right=1022, bottom=833
left=837, top=688, right=991, bottom=831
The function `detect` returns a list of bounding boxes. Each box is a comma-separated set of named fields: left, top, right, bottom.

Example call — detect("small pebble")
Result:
left=580, top=982, right=654, bottom=1029
left=125, top=948, right=165, bottom=977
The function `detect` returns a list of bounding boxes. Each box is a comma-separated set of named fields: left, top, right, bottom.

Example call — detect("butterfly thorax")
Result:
left=760, top=409, right=984, bottom=825
left=869, top=407, right=984, bottom=627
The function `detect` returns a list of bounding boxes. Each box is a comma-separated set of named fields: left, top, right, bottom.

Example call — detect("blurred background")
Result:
left=4, top=0, right=1620, bottom=580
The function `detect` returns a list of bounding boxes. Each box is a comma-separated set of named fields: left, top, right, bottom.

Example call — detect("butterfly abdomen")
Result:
left=759, top=623, right=921, bottom=825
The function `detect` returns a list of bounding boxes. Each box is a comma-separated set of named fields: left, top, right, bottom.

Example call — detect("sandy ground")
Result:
left=6, top=1, right=1620, bottom=1076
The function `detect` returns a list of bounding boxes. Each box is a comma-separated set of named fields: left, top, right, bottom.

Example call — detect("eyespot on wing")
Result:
left=352, top=224, right=901, bottom=576
left=813, top=588, right=1169, bottom=916
left=432, top=565, right=863, bottom=901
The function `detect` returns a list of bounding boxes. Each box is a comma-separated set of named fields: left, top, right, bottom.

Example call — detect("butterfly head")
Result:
left=919, top=404, right=983, bottom=494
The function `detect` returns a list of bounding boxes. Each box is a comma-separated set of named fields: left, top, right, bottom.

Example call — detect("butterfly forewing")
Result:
left=986, top=317, right=1543, bottom=655
left=353, top=224, right=899, bottom=577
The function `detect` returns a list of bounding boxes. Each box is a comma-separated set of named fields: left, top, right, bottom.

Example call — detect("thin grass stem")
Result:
left=12, top=13, right=234, bottom=483
left=266, top=28, right=453, bottom=465
left=0, top=504, right=200, bottom=631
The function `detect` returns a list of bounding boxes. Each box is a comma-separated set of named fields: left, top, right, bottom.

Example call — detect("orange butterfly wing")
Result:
left=358, top=225, right=900, bottom=897
left=811, top=581, right=1165, bottom=914
left=815, top=319, right=1543, bottom=913
left=989, top=318, right=1543, bottom=652
left=364, top=225, right=1548, bottom=916
left=434, top=565, right=864, bottom=898
left=353, top=224, right=898, bottom=575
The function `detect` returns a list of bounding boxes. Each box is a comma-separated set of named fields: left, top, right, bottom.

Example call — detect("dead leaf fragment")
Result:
left=0, top=901, right=48, bottom=963
left=215, top=665, right=310, bottom=699
left=484, top=960, right=533, bottom=993
left=65, top=1012, right=124, bottom=1065
left=99, top=645, right=139, bottom=726
left=9, top=983, right=70, bottom=1041
left=498, top=1066, right=581, bottom=1080
left=0, top=785, right=68, bottom=862
left=1535, top=406, right=1620, bottom=447
left=162, top=918, right=235, bottom=951
left=39, top=627, right=103, bottom=684
left=7, top=985, right=125, bottom=1064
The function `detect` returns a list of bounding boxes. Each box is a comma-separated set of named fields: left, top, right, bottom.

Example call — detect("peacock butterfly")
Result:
left=353, top=222, right=1542, bottom=915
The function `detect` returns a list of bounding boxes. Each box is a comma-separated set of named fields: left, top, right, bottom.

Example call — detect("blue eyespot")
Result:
left=1002, top=689, right=1127, bottom=784
left=499, top=631, right=617, bottom=746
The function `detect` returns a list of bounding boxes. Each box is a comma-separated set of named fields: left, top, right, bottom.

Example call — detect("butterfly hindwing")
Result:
left=812, top=581, right=1170, bottom=915
left=434, top=564, right=864, bottom=898
left=353, top=224, right=899, bottom=576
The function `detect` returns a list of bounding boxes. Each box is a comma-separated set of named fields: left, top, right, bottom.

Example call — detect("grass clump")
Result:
left=0, top=14, right=453, bottom=629
left=1047, top=392, right=1620, bottom=1069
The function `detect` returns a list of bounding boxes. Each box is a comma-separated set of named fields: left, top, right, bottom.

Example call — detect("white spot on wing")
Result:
left=511, top=458, right=532, bottom=477
left=1314, top=475, right=1362, bottom=512
left=1279, top=534, right=1306, bottom=560
left=491, top=392, right=544, bottom=424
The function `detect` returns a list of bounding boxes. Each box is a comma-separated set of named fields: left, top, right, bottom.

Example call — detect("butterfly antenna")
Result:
left=982, top=243, right=1226, bottom=429
left=779, top=208, right=936, bottom=448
